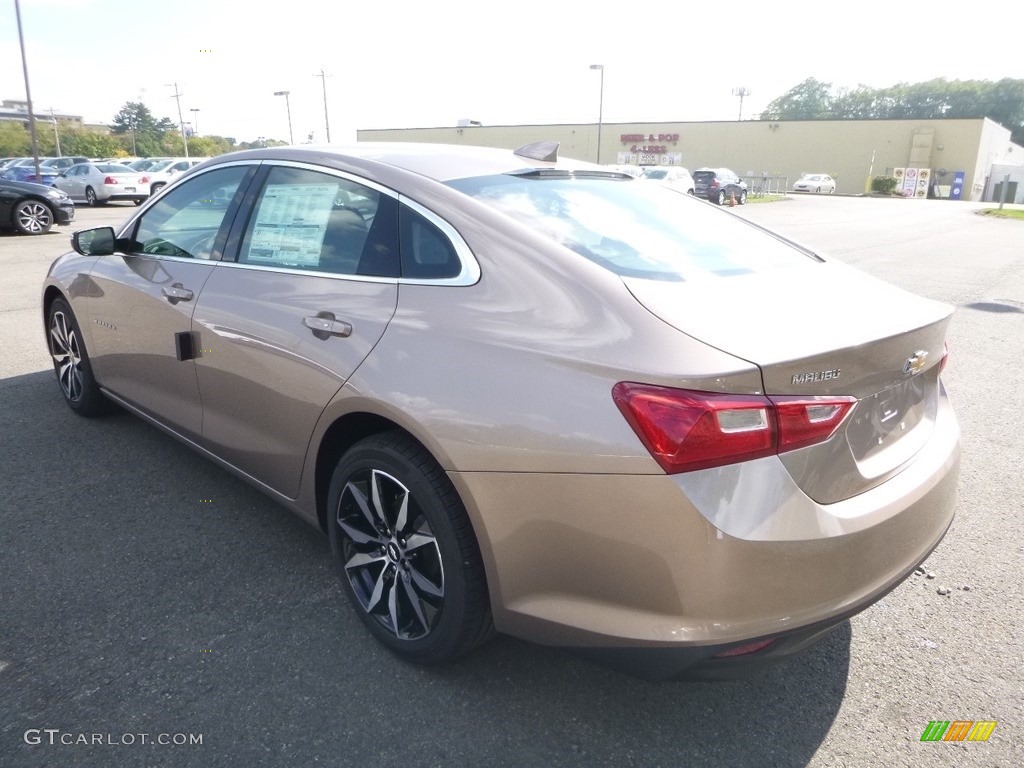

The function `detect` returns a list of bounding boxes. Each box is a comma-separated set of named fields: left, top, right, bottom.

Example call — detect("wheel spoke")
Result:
left=408, top=563, right=443, bottom=598
left=401, top=574, right=430, bottom=631
left=339, top=481, right=386, bottom=545
left=366, top=567, right=389, bottom=613
left=338, top=518, right=383, bottom=546
left=50, top=313, right=69, bottom=355
left=404, top=532, right=436, bottom=552
left=370, top=469, right=396, bottom=530
left=387, top=578, right=400, bottom=635
left=344, top=551, right=386, bottom=572
left=394, top=490, right=410, bottom=535
left=58, top=360, right=74, bottom=397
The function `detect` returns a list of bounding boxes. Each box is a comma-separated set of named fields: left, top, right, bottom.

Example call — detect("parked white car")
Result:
left=793, top=173, right=836, bottom=193
left=638, top=165, right=695, bottom=195
left=52, top=162, right=150, bottom=206
left=146, top=157, right=207, bottom=196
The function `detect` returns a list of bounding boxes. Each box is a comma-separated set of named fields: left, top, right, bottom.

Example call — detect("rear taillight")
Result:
left=103, top=176, right=118, bottom=184
left=612, top=383, right=855, bottom=473
left=771, top=396, right=856, bottom=452
left=139, top=176, right=149, bottom=184
left=939, top=341, right=950, bottom=374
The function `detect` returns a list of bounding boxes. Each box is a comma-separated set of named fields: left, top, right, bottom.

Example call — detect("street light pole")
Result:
left=313, top=69, right=331, bottom=142
left=274, top=90, right=294, bottom=145
left=589, top=64, right=604, bottom=165
left=190, top=108, right=200, bottom=137
left=50, top=107, right=62, bottom=156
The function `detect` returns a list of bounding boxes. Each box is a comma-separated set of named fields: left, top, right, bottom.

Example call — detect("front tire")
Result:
left=13, top=199, right=53, bottom=234
left=327, top=432, right=493, bottom=665
left=47, top=298, right=113, bottom=416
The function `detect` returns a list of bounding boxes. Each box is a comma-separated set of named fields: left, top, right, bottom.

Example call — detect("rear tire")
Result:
left=327, top=432, right=493, bottom=665
left=85, top=187, right=98, bottom=207
left=738, top=190, right=747, bottom=205
left=151, top=183, right=165, bottom=196
left=716, top=190, right=726, bottom=205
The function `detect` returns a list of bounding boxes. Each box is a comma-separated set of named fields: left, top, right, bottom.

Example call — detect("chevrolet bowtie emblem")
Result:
left=903, top=350, right=929, bottom=375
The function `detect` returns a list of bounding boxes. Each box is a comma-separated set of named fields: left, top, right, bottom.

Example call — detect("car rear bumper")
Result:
left=102, top=192, right=147, bottom=202
left=449, top=404, right=959, bottom=678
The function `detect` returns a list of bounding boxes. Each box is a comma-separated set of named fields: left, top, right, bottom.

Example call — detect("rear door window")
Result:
left=236, top=166, right=399, bottom=277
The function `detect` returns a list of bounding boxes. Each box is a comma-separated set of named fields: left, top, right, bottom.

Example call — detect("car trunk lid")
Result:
left=623, top=261, right=954, bottom=502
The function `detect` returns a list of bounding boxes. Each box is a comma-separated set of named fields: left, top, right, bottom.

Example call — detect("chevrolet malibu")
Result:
left=41, top=143, right=960, bottom=679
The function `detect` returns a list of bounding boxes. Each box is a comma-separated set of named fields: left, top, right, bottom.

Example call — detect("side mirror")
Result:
left=72, top=227, right=116, bottom=256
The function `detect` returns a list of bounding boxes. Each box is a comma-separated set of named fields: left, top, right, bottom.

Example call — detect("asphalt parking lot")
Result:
left=1, top=196, right=1022, bottom=768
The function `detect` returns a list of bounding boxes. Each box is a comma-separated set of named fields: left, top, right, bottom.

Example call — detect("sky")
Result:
left=2, top=0, right=1023, bottom=146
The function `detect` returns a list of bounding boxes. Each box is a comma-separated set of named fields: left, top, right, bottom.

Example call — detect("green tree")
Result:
left=760, top=77, right=835, bottom=120
left=763, top=78, right=1024, bottom=144
left=0, top=120, right=31, bottom=155
left=110, top=101, right=178, bottom=156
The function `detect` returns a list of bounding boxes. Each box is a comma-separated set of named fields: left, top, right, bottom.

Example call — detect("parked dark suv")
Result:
left=693, top=168, right=747, bottom=205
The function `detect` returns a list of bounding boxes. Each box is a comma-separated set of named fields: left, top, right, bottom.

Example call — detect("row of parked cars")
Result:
left=0, top=155, right=207, bottom=235
left=617, top=165, right=839, bottom=198
left=629, top=165, right=750, bottom=204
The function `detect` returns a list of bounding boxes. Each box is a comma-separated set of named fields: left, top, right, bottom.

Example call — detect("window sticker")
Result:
left=247, top=183, right=338, bottom=266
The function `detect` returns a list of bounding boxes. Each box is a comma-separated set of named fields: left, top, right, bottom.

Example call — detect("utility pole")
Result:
left=314, top=68, right=331, bottom=142
left=732, top=87, right=751, bottom=121
left=14, top=0, right=41, bottom=180
left=166, top=82, right=190, bottom=158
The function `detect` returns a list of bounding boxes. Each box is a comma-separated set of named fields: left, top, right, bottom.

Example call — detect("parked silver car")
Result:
left=794, top=173, right=837, bottom=194
left=52, top=162, right=150, bottom=206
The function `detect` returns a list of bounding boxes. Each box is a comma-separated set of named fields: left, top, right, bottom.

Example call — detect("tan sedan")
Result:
left=41, top=143, right=960, bottom=679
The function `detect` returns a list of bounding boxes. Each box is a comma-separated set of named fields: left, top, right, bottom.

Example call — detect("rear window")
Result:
left=447, top=173, right=818, bottom=281
left=642, top=169, right=668, bottom=180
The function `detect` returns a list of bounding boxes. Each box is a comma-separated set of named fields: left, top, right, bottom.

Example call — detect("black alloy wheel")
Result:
left=327, top=432, right=493, bottom=665
left=13, top=199, right=54, bottom=234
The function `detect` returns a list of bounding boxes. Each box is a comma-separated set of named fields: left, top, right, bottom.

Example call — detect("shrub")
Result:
left=871, top=176, right=899, bottom=195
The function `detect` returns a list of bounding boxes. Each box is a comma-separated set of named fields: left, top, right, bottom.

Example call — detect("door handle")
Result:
left=303, top=314, right=352, bottom=339
left=162, top=283, right=194, bottom=303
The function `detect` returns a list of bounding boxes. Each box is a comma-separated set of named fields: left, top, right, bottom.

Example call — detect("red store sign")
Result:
left=620, top=133, right=680, bottom=154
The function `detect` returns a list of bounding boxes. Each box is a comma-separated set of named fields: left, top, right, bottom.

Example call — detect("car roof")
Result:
left=206, top=142, right=601, bottom=183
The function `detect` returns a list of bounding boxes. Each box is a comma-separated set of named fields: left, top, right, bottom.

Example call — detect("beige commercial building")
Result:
left=360, top=117, right=1024, bottom=203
